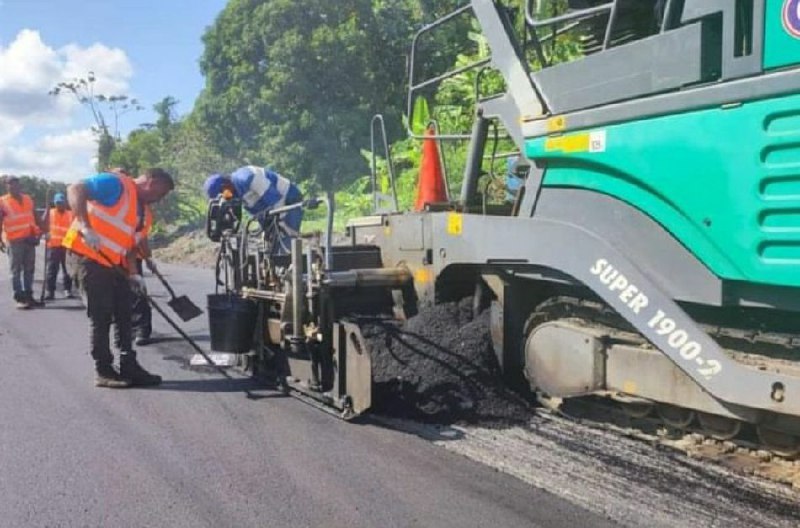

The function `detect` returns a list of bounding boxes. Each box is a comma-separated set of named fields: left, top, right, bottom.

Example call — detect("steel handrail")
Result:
left=370, top=114, right=399, bottom=213
left=525, top=0, right=614, bottom=30
left=406, top=4, right=477, bottom=140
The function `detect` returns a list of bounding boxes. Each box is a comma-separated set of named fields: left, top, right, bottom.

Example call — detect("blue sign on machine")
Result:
left=783, top=0, right=800, bottom=38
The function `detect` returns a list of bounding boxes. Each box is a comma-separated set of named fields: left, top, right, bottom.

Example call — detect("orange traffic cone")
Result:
left=414, top=126, right=448, bottom=211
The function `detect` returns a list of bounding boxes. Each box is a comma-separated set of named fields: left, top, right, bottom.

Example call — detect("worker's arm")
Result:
left=0, top=208, right=5, bottom=251
left=68, top=174, right=123, bottom=228
left=66, top=182, right=103, bottom=251
left=67, top=183, right=91, bottom=229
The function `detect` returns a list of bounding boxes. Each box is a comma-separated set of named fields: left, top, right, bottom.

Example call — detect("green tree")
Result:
left=152, top=96, right=180, bottom=143
left=195, top=0, right=464, bottom=192
left=108, top=129, right=163, bottom=175
left=155, top=115, right=239, bottom=230
left=49, top=72, right=144, bottom=170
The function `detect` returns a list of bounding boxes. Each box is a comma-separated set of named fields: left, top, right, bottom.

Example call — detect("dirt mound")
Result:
left=358, top=297, right=531, bottom=424
left=152, top=229, right=218, bottom=269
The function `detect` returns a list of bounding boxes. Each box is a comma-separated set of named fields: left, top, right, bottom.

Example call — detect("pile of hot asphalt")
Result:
left=356, top=297, right=532, bottom=424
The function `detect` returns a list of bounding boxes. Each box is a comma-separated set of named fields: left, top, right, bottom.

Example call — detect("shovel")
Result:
left=39, top=187, right=51, bottom=304
left=147, top=262, right=204, bottom=322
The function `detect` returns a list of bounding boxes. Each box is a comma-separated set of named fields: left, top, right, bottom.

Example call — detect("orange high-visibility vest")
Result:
left=62, top=176, right=139, bottom=267
left=47, top=208, right=73, bottom=249
left=0, top=193, right=39, bottom=242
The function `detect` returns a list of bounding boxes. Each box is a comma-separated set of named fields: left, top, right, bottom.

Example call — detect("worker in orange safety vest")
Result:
left=41, top=192, right=74, bottom=300
left=0, top=175, right=43, bottom=309
left=63, top=168, right=174, bottom=388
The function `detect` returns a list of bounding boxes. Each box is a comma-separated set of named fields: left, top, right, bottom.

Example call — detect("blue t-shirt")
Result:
left=83, top=172, right=145, bottom=228
left=83, top=173, right=123, bottom=206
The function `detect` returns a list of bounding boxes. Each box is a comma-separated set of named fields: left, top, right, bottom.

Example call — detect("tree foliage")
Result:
left=195, top=0, right=463, bottom=192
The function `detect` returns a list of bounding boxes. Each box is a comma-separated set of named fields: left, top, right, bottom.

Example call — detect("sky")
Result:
left=0, top=0, right=228, bottom=182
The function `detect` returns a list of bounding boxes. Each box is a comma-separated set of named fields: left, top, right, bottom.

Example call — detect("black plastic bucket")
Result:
left=207, top=294, right=257, bottom=353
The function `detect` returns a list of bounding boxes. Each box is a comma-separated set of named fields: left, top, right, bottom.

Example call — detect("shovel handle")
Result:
left=150, top=266, right=179, bottom=299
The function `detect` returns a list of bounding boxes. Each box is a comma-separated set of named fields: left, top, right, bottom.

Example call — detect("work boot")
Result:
left=95, top=367, right=132, bottom=389
left=120, top=359, right=162, bottom=386
left=45, top=292, right=55, bottom=301
left=24, top=292, right=43, bottom=308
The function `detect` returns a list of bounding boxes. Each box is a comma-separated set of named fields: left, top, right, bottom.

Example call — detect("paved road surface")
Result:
left=0, top=261, right=617, bottom=528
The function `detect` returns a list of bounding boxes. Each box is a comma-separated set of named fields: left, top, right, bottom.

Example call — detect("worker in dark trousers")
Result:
left=64, top=168, right=173, bottom=388
left=42, top=192, right=75, bottom=299
left=0, top=176, right=43, bottom=309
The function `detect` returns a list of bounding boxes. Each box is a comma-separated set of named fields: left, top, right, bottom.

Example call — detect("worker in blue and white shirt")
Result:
left=204, top=166, right=303, bottom=250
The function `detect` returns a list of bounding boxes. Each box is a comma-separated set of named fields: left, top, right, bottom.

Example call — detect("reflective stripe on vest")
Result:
left=0, top=194, right=38, bottom=242
left=242, top=165, right=291, bottom=209
left=63, top=177, right=139, bottom=267
left=48, top=208, right=73, bottom=248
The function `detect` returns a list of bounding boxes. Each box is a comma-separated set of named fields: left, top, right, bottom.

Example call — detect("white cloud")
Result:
left=0, top=29, right=133, bottom=181
left=0, top=129, right=96, bottom=182
left=61, top=44, right=132, bottom=95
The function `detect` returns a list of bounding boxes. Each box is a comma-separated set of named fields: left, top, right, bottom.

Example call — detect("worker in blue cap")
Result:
left=204, top=166, right=303, bottom=252
left=42, top=191, right=74, bottom=299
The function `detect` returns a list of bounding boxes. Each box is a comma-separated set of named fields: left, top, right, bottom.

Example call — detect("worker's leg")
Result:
left=45, top=247, right=60, bottom=297
left=7, top=241, right=24, bottom=302
left=130, top=259, right=152, bottom=344
left=21, top=240, right=35, bottom=300
left=116, top=269, right=161, bottom=386
left=58, top=249, right=73, bottom=295
left=67, top=253, right=81, bottom=297
left=71, top=253, right=129, bottom=388
left=131, top=292, right=152, bottom=343
left=112, top=271, right=134, bottom=355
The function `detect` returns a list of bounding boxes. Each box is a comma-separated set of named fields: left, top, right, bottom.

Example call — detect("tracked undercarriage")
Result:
left=523, top=296, right=800, bottom=459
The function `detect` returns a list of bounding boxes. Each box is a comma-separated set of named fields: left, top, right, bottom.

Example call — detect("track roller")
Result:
left=536, top=393, right=564, bottom=412
left=657, top=404, right=695, bottom=429
left=756, top=426, right=800, bottom=458
left=697, top=412, right=742, bottom=440
left=621, top=402, right=654, bottom=419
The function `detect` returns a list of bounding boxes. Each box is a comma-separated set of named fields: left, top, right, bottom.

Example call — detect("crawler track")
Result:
left=527, top=296, right=800, bottom=487
left=555, top=397, right=800, bottom=488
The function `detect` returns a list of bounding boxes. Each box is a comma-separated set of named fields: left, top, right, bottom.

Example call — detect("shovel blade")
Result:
left=168, top=295, right=204, bottom=322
